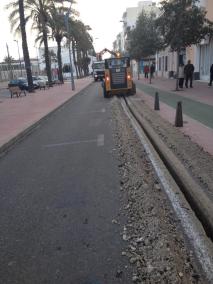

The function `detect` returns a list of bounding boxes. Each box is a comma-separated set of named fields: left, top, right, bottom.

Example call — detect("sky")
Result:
left=0, top=0, right=158, bottom=62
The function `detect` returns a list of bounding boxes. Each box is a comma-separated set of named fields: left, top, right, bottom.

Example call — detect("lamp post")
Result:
left=64, top=4, right=75, bottom=91
left=14, top=40, right=23, bottom=77
left=35, top=46, right=41, bottom=75
left=6, top=43, right=13, bottom=79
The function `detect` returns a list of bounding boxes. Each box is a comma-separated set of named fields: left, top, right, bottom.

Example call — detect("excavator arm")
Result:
left=96, top=48, right=120, bottom=61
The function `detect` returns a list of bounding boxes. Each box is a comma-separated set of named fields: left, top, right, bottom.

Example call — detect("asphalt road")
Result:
left=0, top=83, right=131, bottom=283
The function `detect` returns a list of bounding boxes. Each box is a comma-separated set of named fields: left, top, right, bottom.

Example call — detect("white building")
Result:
left=38, top=46, right=96, bottom=78
left=117, top=1, right=159, bottom=54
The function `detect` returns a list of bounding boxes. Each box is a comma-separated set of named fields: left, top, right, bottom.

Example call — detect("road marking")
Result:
left=131, top=98, right=143, bottom=101
left=97, top=134, right=104, bottom=147
left=86, top=108, right=105, bottom=114
left=43, top=135, right=105, bottom=148
left=70, top=109, right=106, bottom=115
left=43, top=139, right=97, bottom=148
left=98, top=85, right=103, bottom=97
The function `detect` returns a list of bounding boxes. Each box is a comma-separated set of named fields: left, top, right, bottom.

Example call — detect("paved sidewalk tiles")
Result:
left=0, top=78, right=92, bottom=152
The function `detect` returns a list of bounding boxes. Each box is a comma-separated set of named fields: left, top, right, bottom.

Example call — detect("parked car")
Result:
left=37, top=75, right=48, bottom=84
left=17, top=76, right=39, bottom=89
left=32, top=76, right=44, bottom=89
left=8, top=78, right=29, bottom=90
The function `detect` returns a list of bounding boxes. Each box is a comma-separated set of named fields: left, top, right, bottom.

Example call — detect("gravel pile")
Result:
left=111, top=98, right=207, bottom=283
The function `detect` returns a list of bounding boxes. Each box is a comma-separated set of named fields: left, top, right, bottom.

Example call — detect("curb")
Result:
left=126, top=97, right=213, bottom=240
left=0, top=81, right=93, bottom=158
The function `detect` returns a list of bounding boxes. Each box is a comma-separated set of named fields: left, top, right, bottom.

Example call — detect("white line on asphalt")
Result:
left=131, top=98, right=143, bottom=101
left=97, top=134, right=104, bottom=147
left=72, top=109, right=106, bottom=115
left=43, top=139, right=97, bottom=148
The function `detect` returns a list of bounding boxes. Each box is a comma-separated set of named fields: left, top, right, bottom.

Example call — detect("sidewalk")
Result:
left=0, top=81, right=9, bottom=90
left=0, top=77, right=92, bottom=152
left=135, top=77, right=213, bottom=155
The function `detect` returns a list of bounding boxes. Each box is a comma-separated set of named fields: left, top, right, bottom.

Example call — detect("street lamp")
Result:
left=34, top=45, right=41, bottom=75
left=6, top=43, right=13, bottom=79
left=14, top=40, right=23, bottom=77
left=64, top=4, right=75, bottom=91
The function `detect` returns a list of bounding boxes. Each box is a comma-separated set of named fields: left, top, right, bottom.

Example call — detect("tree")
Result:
left=7, top=0, right=54, bottom=83
left=18, top=0, right=34, bottom=91
left=41, top=50, right=57, bottom=66
left=3, top=56, right=15, bottom=64
left=128, top=11, right=163, bottom=82
left=68, top=20, right=93, bottom=78
left=47, top=4, right=65, bottom=83
left=156, top=0, right=213, bottom=90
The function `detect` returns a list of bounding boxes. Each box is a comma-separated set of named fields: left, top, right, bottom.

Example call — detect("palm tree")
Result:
left=69, top=20, right=93, bottom=78
left=47, top=4, right=66, bottom=83
left=7, top=0, right=52, bottom=83
left=18, top=0, right=34, bottom=91
left=37, top=0, right=52, bottom=83
left=3, top=55, right=15, bottom=64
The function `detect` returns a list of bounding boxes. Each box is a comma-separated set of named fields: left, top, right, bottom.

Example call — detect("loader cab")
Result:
left=103, top=57, right=136, bottom=98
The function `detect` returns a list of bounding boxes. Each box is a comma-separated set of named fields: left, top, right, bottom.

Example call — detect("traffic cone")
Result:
left=175, top=101, right=183, bottom=127
left=154, top=92, right=160, bottom=110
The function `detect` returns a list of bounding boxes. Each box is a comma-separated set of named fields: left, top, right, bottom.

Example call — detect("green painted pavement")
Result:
left=136, top=82, right=213, bottom=129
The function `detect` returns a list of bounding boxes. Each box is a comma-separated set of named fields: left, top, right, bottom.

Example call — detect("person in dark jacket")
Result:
left=150, top=63, right=155, bottom=78
left=184, top=60, right=194, bottom=88
left=208, top=64, right=213, bottom=87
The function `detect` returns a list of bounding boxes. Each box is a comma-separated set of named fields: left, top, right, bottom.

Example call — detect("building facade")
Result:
left=156, top=0, right=213, bottom=81
left=113, top=1, right=159, bottom=55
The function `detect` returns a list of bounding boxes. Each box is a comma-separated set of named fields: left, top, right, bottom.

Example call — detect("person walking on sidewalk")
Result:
left=150, top=63, right=155, bottom=78
left=208, top=64, right=213, bottom=86
left=144, top=65, right=149, bottom=78
left=184, top=60, right=194, bottom=88
left=178, top=63, right=185, bottom=88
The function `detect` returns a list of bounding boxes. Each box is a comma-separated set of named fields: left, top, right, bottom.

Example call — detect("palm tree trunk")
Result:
left=72, top=40, right=79, bottom=79
left=56, top=39, right=63, bottom=83
left=18, top=0, right=34, bottom=92
left=38, top=0, right=52, bottom=83
left=77, top=48, right=82, bottom=78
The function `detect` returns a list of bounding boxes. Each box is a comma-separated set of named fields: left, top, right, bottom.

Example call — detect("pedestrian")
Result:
left=150, top=63, right=155, bottom=78
left=184, top=60, right=194, bottom=88
left=144, top=65, right=149, bottom=78
left=208, top=64, right=213, bottom=87
left=178, top=63, right=185, bottom=88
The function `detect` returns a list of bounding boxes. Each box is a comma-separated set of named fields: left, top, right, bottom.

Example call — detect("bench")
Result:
left=39, top=81, right=48, bottom=90
left=54, top=80, right=63, bottom=86
left=9, top=86, right=26, bottom=98
left=46, top=82, right=54, bottom=88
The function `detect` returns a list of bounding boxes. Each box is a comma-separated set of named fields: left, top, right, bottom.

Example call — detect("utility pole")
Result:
left=6, top=43, right=13, bottom=80
left=35, top=46, right=41, bottom=75
left=14, top=40, right=23, bottom=77
left=64, top=4, right=75, bottom=91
